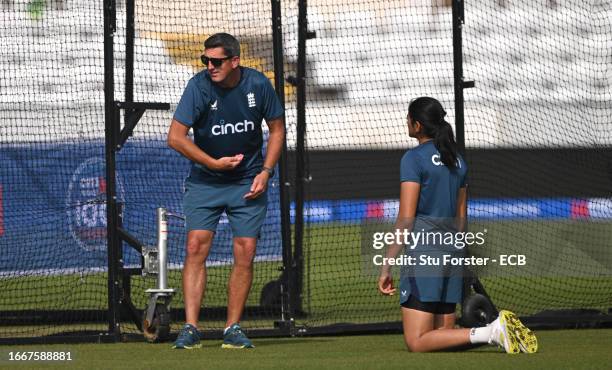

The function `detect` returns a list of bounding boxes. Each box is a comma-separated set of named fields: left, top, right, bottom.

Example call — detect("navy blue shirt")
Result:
left=400, top=141, right=467, bottom=218
left=174, top=67, right=284, bottom=183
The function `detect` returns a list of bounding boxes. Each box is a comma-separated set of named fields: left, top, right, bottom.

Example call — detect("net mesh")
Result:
left=298, top=0, right=612, bottom=329
left=299, top=0, right=456, bottom=327
left=461, top=0, right=612, bottom=316
left=0, top=0, right=108, bottom=338
left=1, top=0, right=611, bottom=340
left=0, top=0, right=287, bottom=338
left=116, top=1, right=285, bottom=334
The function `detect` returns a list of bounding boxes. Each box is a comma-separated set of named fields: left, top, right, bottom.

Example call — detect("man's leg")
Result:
left=183, top=230, right=214, bottom=327
left=226, top=237, right=257, bottom=327
left=221, top=181, right=266, bottom=348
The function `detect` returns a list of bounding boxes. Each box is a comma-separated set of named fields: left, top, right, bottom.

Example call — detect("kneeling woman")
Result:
left=377, top=97, right=537, bottom=354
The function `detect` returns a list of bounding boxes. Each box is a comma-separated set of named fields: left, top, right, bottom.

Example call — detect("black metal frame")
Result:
left=102, top=0, right=299, bottom=341
left=271, top=0, right=299, bottom=333
left=292, top=0, right=308, bottom=321
left=104, top=0, right=171, bottom=341
left=0, top=0, right=305, bottom=343
left=450, top=0, right=494, bottom=317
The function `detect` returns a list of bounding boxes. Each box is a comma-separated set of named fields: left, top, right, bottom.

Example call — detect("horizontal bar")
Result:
left=114, top=101, right=170, bottom=110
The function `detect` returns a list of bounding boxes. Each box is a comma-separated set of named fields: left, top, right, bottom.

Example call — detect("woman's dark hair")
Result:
left=408, top=97, right=458, bottom=169
left=204, top=33, right=241, bottom=57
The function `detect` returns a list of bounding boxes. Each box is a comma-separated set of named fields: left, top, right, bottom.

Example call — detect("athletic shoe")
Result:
left=502, top=310, right=538, bottom=353
left=222, top=323, right=254, bottom=349
left=489, top=310, right=520, bottom=354
left=172, top=324, right=202, bottom=349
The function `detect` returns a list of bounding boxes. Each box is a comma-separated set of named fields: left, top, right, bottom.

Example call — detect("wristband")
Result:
left=262, top=166, right=275, bottom=177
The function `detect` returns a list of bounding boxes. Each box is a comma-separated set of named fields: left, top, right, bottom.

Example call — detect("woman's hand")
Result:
left=378, top=272, right=396, bottom=296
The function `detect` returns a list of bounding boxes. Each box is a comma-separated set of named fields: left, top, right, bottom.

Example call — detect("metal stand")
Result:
left=142, top=208, right=175, bottom=342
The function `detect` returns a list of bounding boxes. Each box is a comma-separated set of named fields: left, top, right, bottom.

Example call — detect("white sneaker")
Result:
left=488, top=310, right=521, bottom=354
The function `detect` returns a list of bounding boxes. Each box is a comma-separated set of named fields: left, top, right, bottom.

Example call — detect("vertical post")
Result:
left=156, top=208, right=169, bottom=290
left=452, top=0, right=466, bottom=155
left=453, top=0, right=490, bottom=313
left=125, top=0, right=135, bottom=107
left=103, top=0, right=121, bottom=339
left=293, top=0, right=307, bottom=315
left=270, top=0, right=294, bottom=322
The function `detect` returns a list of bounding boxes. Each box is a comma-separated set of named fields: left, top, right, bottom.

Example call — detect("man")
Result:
left=167, top=33, right=285, bottom=349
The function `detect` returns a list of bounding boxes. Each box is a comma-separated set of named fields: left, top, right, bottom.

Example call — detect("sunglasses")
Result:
left=200, top=55, right=233, bottom=67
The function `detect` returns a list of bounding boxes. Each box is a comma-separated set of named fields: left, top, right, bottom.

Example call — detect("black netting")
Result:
left=1, top=0, right=611, bottom=341
left=298, top=0, right=456, bottom=328
left=461, top=0, right=612, bottom=316
left=1, top=1, right=107, bottom=338
left=297, top=0, right=611, bottom=327
left=115, top=0, right=284, bottom=335
left=0, top=0, right=287, bottom=339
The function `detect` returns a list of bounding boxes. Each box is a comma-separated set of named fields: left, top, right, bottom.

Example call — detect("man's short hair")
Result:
left=204, top=33, right=241, bottom=57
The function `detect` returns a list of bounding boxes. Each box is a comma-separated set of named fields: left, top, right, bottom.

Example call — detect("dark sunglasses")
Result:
left=200, top=55, right=232, bottom=67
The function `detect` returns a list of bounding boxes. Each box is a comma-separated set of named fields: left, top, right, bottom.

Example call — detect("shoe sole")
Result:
left=172, top=343, right=202, bottom=350
left=221, top=343, right=254, bottom=349
left=498, top=310, right=521, bottom=354
left=502, top=311, right=538, bottom=354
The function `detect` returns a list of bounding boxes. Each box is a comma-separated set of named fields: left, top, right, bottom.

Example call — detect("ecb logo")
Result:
left=66, top=158, right=124, bottom=252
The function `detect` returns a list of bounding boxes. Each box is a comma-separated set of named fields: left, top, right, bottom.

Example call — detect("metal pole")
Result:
left=452, top=0, right=466, bottom=155
left=103, top=0, right=121, bottom=339
left=452, top=0, right=494, bottom=316
left=270, top=0, right=294, bottom=322
left=156, top=208, right=169, bottom=291
left=125, top=0, right=135, bottom=106
left=293, top=0, right=307, bottom=315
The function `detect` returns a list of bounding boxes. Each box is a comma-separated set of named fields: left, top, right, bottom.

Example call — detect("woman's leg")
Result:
left=433, top=312, right=455, bottom=330
left=402, top=307, right=471, bottom=352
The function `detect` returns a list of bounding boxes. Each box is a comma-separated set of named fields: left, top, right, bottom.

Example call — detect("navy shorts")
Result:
left=401, top=294, right=456, bottom=315
left=399, top=249, right=464, bottom=306
left=183, top=177, right=267, bottom=238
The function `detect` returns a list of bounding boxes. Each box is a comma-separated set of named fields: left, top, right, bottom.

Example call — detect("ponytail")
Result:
left=434, top=120, right=458, bottom=169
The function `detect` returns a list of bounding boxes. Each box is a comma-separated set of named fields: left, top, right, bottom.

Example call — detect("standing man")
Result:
left=167, top=33, right=285, bottom=349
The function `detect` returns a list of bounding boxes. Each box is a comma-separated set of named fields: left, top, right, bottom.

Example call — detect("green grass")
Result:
left=2, top=330, right=612, bottom=369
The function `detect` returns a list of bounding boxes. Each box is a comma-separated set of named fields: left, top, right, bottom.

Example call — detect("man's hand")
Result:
left=212, top=154, right=243, bottom=171
left=244, top=171, right=269, bottom=199
left=378, top=272, right=396, bottom=296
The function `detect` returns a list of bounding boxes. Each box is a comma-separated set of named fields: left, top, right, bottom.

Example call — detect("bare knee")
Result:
left=233, top=238, right=256, bottom=268
left=404, top=338, right=427, bottom=353
left=185, top=233, right=212, bottom=261
left=186, top=241, right=206, bottom=258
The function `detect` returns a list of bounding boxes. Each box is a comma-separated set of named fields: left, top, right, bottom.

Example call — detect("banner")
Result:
left=0, top=140, right=282, bottom=274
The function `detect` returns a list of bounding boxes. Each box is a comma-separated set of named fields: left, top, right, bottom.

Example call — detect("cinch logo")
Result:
left=432, top=154, right=462, bottom=168
left=212, top=119, right=255, bottom=136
